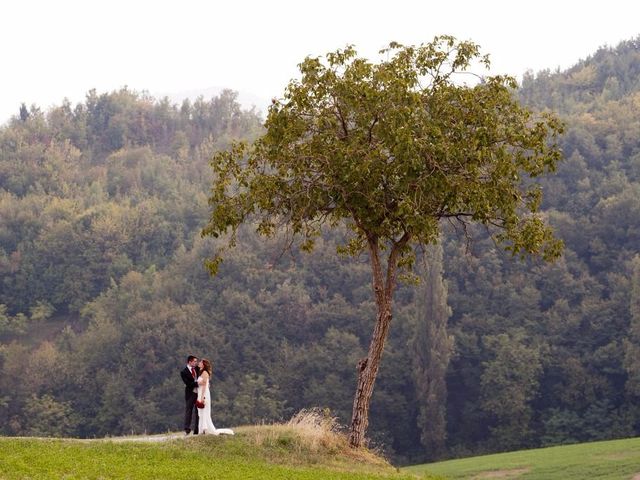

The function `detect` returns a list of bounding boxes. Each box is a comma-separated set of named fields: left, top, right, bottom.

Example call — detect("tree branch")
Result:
left=384, top=231, right=411, bottom=300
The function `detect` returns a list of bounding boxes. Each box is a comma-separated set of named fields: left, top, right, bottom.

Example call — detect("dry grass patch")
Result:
left=236, top=409, right=393, bottom=473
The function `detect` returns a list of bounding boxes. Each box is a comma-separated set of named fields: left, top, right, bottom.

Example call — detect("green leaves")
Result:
left=204, top=36, right=564, bottom=269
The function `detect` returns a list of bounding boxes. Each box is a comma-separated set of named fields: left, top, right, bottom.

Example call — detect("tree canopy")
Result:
left=205, top=37, right=563, bottom=267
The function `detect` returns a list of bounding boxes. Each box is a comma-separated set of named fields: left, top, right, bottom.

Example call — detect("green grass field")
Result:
left=4, top=422, right=639, bottom=480
left=0, top=420, right=431, bottom=480
left=404, top=436, right=640, bottom=479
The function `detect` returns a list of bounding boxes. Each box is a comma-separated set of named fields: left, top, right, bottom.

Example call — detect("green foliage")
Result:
left=0, top=304, right=28, bottom=336
left=624, top=255, right=640, bottom=397
left=480, top=332, right=542, bottom=450
left=29, top=301, right=54, bottom=323
left=540, top=408, right=584, bottom=446
left=218, top=373, right=286, bottom=424
left=410, top=243, right=453, bottom=459
left=23, top=394, right=78, bottom=437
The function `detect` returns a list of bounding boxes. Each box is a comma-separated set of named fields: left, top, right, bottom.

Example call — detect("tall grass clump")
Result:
left=248, top=409, right=343, bottom=452
left=239, top=409, right=389, bottom=469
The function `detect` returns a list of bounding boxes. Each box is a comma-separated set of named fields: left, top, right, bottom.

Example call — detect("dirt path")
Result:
left=105, top=433, right=187, bottom=443
left=9, top=431, right=232, bottom=443
left=6, top=433, right=189, bottom=443
left=472, top=468, right=530, bottom=479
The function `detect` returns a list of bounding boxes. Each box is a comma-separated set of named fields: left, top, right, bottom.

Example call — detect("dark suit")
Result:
left=181, top=365, right=200, bottom=434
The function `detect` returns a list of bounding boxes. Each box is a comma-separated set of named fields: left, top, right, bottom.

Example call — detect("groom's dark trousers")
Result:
left=181, top=366, right=199, bottom=434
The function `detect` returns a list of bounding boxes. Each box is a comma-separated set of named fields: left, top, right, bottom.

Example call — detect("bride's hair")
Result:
left=201, top=358, right=213, bottom=376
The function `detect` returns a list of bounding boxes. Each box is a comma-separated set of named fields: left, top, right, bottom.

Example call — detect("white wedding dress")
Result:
left=197, top=375, right=234, bottom=436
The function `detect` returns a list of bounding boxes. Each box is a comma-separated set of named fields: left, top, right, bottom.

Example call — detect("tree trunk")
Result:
left=348, top=302, right=392, bottom=447
left=348, top=235, right=406, bottom=448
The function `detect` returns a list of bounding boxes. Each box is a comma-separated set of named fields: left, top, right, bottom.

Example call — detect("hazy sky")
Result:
left=1, top=0, right=639, bottom=123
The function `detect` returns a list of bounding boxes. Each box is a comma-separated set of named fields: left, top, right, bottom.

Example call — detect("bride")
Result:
left=196, top=358, right=234, bottom=435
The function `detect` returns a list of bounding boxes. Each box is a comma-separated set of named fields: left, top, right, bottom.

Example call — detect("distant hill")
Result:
left=519, top=35, right=640, bottom=111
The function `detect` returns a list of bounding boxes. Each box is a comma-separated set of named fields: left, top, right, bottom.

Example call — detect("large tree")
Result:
left=203, top=36, right=563, bottom=448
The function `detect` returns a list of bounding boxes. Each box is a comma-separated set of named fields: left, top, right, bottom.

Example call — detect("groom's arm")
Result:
left=180, top=369, right=198, bottom=389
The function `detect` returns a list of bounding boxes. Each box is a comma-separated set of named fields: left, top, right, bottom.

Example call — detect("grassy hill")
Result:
left=8, top=428, right=638, bottom=480
left=0, top=413, right=433, bottom=480
left=404, top=436, right=640, bottom=479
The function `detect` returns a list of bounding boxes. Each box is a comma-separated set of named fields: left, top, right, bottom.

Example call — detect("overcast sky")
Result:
left=1, top=0, right=638, bottom=123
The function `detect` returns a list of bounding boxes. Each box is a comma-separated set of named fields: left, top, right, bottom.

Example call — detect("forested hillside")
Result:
left=1, top=38, right=640, bottom=464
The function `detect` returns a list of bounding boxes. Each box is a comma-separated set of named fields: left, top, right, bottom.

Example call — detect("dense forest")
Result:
left=1, top=38, right=640, bottom=464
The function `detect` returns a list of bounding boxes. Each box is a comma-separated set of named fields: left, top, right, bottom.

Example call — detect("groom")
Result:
left=180, top=355, right=200, bottom=435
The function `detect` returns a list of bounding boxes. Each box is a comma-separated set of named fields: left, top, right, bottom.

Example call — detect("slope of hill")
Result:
left=405, top=436, right=640, bottom=479
left=0, top=418, right=428, bottom=480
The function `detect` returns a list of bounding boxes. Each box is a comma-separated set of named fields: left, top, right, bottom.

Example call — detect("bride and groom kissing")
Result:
left=181, top=355, right=234, bottom=436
